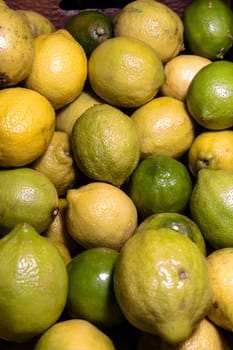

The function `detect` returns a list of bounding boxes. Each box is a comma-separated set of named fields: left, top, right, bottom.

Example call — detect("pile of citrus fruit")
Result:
left=0, top=0, right=233, bottom=348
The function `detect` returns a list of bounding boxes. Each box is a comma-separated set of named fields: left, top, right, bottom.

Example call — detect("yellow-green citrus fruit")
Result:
left=0, top=223, right=68, bottom=343
left=127, top=155, right=192, bottom=219
left=190, top=169, right=233, bottom=248
left=183, top=0, right=233, bottom=60
left=135, top=212, right=206, bottom=256
left=34, top=319, right=116, bottom=350
left=71, top=104, right=140, bottom=187
left=0, top=167, right=59, bottom=235
left=186, top=61, right=233, bottom=130
left=113, top=228, right=212, bottom=344
left=88, top=36, right=165, bottom=108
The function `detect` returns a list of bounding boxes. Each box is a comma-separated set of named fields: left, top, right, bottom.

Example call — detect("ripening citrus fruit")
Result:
left=66, top=182, right=138, bottom=250
left=64, top=10, right=113, bottom=57
left=127, top=155, right=193, bottom=219
left=0, top=223, right=68, bottom=343
left=131, top=96, right=195, bottom=159
left=71, top=103, right=140, bottom=187
left=0, top=87, right=55, bottom=167
left=188, top=130, right=233, bottom=176
left=160, top=54, right=212, bottom=101
left=186, top=60, right=233, bottom=130
left=113, top=228, right=212, bottom=344
left=88, top=36, right=165, bottom=108
left=34, top=319, right=116, bottom=350
left=24, top=29, right=87, bottom=110
left=113, top=0, right=184, bottom=63
left=183, top=0, right=233, bottom=60
left=66, top=247, right=125, bottom=328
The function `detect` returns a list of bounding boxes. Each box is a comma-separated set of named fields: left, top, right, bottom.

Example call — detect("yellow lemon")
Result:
left=0, top=87, right=55, bottom=167
left=66, top=182, right=138, bottom=250
left=31, top=131, right=77, bottom=196
left=88, top=36, right=165, bottom=108
left=131, top=96, right=195, bottom=159
left=113, top=0, right=184, bottom=63
left=188, top=130, right=233, bottom=176
left=160, top=54, right=212, bottom=101
left=207, top=247, right=233, bottom=332
left=24, top=29, right=87, bottom=110
left=34, top=319, right=115, bottom=350
left=56, top=90, right=103, bottom=135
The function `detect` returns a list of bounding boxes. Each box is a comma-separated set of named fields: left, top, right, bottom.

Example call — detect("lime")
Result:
left=183, top=0, right=233, bottom=60
left=65, top=10, right=113, bottom=58
left=66, top=247, right=125, bottom=329
left=113, top=228, right=212, bottom=344
left=71, top=103, right=140, bottom=187
left=127, top=155, right=192, bottom=219
left=186, top=61, right=233, bottom=130
left=135, top=212, right=206, bottom=255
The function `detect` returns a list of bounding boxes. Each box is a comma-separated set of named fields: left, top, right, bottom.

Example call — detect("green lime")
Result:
left=64, top=10, right=113, bottom=58
left=135, top=212, right=206, bottom=255
left=66, top=247, right=125, bottom=329
left=183, top=0, right=233, bottom=60
left=186, top=60, right=233, bottom=130
left=127, top=155, right=192, bottom=219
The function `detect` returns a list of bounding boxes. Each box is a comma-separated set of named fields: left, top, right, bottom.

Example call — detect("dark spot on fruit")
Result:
left=213, top=301, right=219, bottom=309
left=179, top=270, right=189, bottom=279
left=0, top=73, right=9, bottom=87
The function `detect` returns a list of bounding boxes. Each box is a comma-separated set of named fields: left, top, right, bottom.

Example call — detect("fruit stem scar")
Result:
left=52, top=207, right=59, bottom=218
left=208, top=1, right=213, bottom=8
left=179, top=270, right=189, bottom=279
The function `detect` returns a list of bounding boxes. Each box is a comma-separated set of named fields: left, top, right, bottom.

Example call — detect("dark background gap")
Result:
left=59, top=0, right=130, bottom=10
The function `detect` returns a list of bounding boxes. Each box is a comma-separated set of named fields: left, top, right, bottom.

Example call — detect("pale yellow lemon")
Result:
left=56, top=90, right=103, bottom=135
left=131, top=96, right=195, bottom=159
left=66, top=182, right=138, bottom=250
left=188, top=130, right=233, bottom=176
left=24, top=29, right=87, bottom=110
left=34, top=319, right=115, bottom=350
left=160, top=54, right=212, bottom=101
left=0, top=87, right=55, bottom=167
left=88, top=36, right=165, bottom=108
left=113, top=0, right=184, bottom=63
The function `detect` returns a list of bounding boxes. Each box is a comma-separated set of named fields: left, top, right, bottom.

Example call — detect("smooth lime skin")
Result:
left=66, top=247, right=125, bottom=329
left=186, top=61, right=233, bottom=130
left=65, top=11, right=113, bottom=58
left=127, top=155, right=192, bottom=219
left=135, top=212, right=206, bottom=255
left=190, top=169, right=233, bottom=249
left=183, top=0, right=233, bottom=60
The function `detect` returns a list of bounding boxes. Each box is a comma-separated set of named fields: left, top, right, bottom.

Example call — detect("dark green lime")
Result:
left=64, top=10, right=113, bottom=57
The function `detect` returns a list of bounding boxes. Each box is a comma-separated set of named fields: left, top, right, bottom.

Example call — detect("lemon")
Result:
left=113, top=0, right=184, bottom=63
left=24, top=29, right=87, bottom=110
left=207, top=247, right=233, bottom=332
left=66, top=182, right=138, bottom=250
left=127, top=155, right=192, bottom=219
left=0, top=87, right=55, bottom=167
left=71, top=103, right=140, bottom=187
left=88, top=36, right=165, bottom=108
left=188, top=130, right=233, bottom=176
left=34, top=319, right=116, bottom=350
left=186, top=60, right=233, bottom=130
left=56, top=90, right=103, bottom=136
left=0, top=223, right=68, bottom=343
left=183, top=0, right=233, bottom=60
left=160, top=54, right=212, bottom=101
left=17, top=9, right=55, bottom=37
left=131, top=96, right=195, bottom=159
left=32, top=131, right=77, bottom=196
left=113, top=228, right=212, bottom=344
